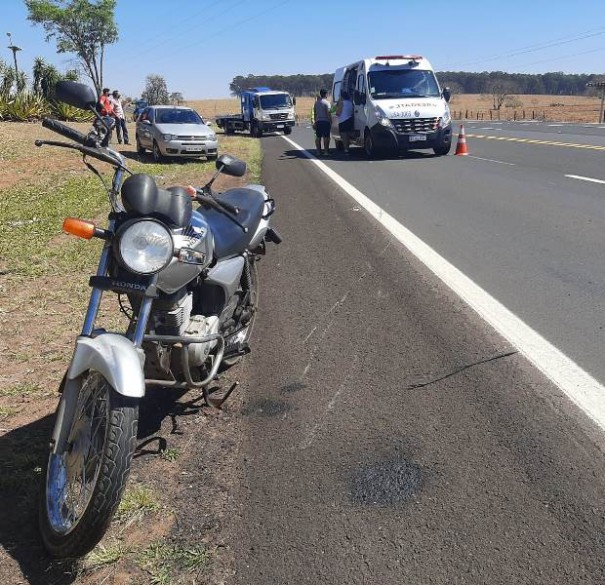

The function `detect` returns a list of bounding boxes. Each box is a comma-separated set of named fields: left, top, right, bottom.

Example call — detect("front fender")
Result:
left=68, top=334, right=145, bottom=398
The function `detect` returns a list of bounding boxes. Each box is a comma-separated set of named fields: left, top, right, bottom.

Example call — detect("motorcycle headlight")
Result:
left=117, top=219, right=174, bottom=274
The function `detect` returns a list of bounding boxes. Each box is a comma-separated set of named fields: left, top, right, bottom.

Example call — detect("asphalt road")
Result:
left=228, top=126, right=605, bottom=584
left=282, top=122, right=605, bottom=386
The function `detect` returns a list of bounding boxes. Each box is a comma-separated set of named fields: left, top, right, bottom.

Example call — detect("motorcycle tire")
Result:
left=222, top=259, right=259, bottom=367
left=39, top=371, right=138, bottom=558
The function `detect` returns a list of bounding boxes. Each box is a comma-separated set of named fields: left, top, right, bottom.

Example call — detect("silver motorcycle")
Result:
left=35, top=81, right=282, bottom=558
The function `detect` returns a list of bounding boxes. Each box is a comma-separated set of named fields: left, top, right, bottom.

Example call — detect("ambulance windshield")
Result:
left=368, top=69, right=440, bottom=99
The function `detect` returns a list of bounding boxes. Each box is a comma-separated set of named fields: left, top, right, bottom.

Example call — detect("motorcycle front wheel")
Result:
left=39, top=371, right=139, bottom=558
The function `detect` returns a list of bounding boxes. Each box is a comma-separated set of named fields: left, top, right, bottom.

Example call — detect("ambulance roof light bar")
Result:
left=374, top=55, right=423, bottom=66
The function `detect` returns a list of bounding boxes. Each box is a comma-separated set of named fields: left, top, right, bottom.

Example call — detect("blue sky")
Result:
left=3, top=0, right=605, bottom=99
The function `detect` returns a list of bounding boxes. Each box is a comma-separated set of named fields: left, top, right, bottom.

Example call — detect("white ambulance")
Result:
left=331, top=55, right=452, bottom=157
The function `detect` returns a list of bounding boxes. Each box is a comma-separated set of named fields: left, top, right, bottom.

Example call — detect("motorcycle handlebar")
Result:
left=195, top=188, right=239, bottom=215
left=42, top=117, right=97, bottom=147
left=35, top=139, right=123, bottom=167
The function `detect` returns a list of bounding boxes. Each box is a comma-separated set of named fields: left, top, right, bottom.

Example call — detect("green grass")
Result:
left=84, top=538, right=130, bottom=570
left=0, top=381, right=45, bottom=397
left=0, top=176, right=107, bottom=276
left=116, top=483, right=161, bottom=523
left=0, top=405, right=18, bottom=418
left=160, top=447, right=180, bottom=462
left=0, top=139, right=261, bottom=278
left=138, top=541, right=211, bottom=583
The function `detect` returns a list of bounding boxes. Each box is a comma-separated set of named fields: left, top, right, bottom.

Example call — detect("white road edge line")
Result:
left=468, top=156, right=516, bottom=166
left=282, top=135, right=605, bottom=431
left=565, top=174, right=605, bottom=185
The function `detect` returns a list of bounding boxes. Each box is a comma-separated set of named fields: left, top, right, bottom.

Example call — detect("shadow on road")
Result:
left=280, top=148, right=440, bottom=163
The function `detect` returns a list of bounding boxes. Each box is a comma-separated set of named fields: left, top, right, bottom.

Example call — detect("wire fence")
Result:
left=451, top=106, right=603, bottom=123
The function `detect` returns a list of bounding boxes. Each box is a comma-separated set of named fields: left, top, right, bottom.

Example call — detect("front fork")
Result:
left=50, top=230, right=153, bottom=455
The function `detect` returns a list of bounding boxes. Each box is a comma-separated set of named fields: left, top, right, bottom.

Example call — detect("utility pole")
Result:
left=587, top=81, right=605, bottom=124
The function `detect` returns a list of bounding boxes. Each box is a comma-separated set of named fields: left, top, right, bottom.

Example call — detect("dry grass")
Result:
left=188, top=93, right=603, bottom=124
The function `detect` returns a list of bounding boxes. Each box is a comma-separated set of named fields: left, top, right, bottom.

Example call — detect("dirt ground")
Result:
left=0, top=120, right=256, bottom=584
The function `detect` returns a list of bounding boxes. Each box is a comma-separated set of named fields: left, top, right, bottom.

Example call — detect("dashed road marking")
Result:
left=467, top=133, right=605, bottom=151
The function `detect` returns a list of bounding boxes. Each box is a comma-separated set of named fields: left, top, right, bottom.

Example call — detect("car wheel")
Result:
left=136, top=138, right=145, bottom=155
left=152, top=141, right=163, bottom=163
left=207, top=153, right=218, bottom=161
left=433, top=142, right=451, bottom=156
left=283, top=126, right=292, bottom=135
left=364, top=130, right=377, bottom=159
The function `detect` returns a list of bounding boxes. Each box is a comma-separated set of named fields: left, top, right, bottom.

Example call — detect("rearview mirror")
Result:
left=216, top=154, right=246, bottom=177
left=55, top=80, right=98, bottom=110
left=443, top=87, right=451, bottom=102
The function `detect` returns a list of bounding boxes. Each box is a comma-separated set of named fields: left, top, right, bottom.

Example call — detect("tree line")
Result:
left=230, top=74, right=334, bottom=97
left=230, top=71, right=605, bottom=97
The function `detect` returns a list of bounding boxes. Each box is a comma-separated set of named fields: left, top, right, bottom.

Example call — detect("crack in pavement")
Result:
left=407, top=350, right=519, bottom=390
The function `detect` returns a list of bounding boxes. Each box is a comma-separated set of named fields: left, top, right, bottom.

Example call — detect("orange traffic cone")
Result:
left=455, top=125, right=469, bottom=156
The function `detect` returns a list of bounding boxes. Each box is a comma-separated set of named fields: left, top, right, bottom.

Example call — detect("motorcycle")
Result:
left=34, top=81, right=282, bottom=558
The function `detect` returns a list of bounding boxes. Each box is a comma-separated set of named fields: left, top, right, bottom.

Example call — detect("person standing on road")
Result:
left=313, top=89, right=332, bottom=156
left=110, top=90, right=129, bottom=145
left=335, top=90, right=354, bottom=154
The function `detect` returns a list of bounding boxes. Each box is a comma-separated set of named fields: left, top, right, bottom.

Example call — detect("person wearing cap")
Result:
left=110, top=90, right=129, bottom=145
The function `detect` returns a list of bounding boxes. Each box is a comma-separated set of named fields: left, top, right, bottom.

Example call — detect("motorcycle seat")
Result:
left=203, top=187, right=266, bottom=259
left=121, top=174, right=192, bottom=227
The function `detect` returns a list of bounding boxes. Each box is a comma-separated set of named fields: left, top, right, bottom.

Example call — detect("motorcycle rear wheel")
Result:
left=222, top=259, right=259, bottom=367
left=39, top=371, right=138, bottom=558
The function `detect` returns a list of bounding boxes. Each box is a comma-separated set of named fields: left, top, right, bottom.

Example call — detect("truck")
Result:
left=215, top=87, right=296, bottom=137
left=331, top=55, right=452, bottom=157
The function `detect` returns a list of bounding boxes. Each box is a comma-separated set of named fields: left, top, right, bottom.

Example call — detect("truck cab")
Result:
left=331, top=55, right=452, bottom=157
left=242, top=87, right=296, bottom=137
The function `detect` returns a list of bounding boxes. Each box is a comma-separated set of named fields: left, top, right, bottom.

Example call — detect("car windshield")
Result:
left=155, top=108, right=203, bottom=124
left=259, top=94, right=292, bottom=109
left=367, top=69, right=440, bottom=99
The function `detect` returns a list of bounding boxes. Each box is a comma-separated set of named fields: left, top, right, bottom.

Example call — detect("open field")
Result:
left=187, top=93, right=604, bottom=124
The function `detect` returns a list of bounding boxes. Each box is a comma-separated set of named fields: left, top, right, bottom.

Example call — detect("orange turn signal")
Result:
left=63, top=217, right=96, bottom=239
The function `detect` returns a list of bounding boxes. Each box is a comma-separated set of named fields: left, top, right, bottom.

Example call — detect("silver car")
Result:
left=135, top=105, right=218, bottom=162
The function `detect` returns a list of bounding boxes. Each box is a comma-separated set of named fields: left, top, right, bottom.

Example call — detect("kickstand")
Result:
left=204, top=381, right=240, bottom=409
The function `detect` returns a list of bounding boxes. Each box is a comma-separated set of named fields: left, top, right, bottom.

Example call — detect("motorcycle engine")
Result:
left=184, top=314, right=219, bottom=367
left=151, top=292, right=219, bottom=370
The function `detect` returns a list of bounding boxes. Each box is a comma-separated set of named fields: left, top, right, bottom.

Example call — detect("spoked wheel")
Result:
left=222, top=258, right=259, bottom=367
left=39, top=371, right=138, bottom=558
